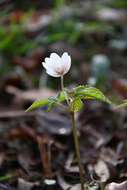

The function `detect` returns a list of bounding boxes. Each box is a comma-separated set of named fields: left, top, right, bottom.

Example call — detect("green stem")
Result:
left=60, top=76, right=70, bottom=105
left=60, top=76, right=84, bottom=190
left=61, top=76, right=64, bottom=91
left=71, top=111, right=84, bottom=190
left=100, top=182, right=105, bottom=190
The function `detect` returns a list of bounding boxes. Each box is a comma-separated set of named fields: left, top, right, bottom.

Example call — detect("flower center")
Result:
left=55, top=67, right=65, bottom=75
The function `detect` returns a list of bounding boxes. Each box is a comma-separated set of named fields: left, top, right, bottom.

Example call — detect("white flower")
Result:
left=42, top=52, right=71, bottom=77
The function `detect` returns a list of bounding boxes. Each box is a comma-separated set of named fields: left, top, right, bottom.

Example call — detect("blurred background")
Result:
left=0, top=0, right=127, bottom=109
left=0, top=1, right=127, bottom=189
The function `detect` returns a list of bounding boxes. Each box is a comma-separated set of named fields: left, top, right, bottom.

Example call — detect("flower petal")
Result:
left=46, top=69, right=60, bottom=77
left=50, top=53, right=62, bottom=68
left=61, top=52, right=71, bottom=74
left=42, top=58, right=52, bottom=70
left=50, top=53, right=61, bottom=62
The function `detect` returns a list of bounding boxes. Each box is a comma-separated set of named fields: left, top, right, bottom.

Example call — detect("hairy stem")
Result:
left=71, top=112, right=84, bottom=190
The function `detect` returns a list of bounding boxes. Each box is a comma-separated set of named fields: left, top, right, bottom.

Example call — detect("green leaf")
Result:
left=58, top=91, right=67, bottom=102
left=74, top=85, right=111, bottom=104
left=26, top=91, right=66, bottom=112
left=70, top=98, right=84, bottom=112
left=0, top=174, right=14, bottom=182
left=26, top=99, right=49, bottom=112
left=47, top=96, right=58, bottom=111
left=47, top=91, right=67, bottom=111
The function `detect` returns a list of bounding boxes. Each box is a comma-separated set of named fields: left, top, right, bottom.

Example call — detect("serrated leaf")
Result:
left=74, top=85, right=111, bottom=104
left=25, top=99, right=49, bottom=112
left=70, top=98, right=84, bottom=112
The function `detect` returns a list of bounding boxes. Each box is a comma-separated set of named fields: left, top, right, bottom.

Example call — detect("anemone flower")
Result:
left=42, top=52, right=71, bottom=77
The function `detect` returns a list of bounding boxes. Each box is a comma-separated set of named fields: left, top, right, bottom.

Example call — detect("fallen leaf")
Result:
left=105, top=181, right=127, bottom=190
left=94, top=160, right=110, bottom=182
left=18, top=178, right=39, bottom=190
